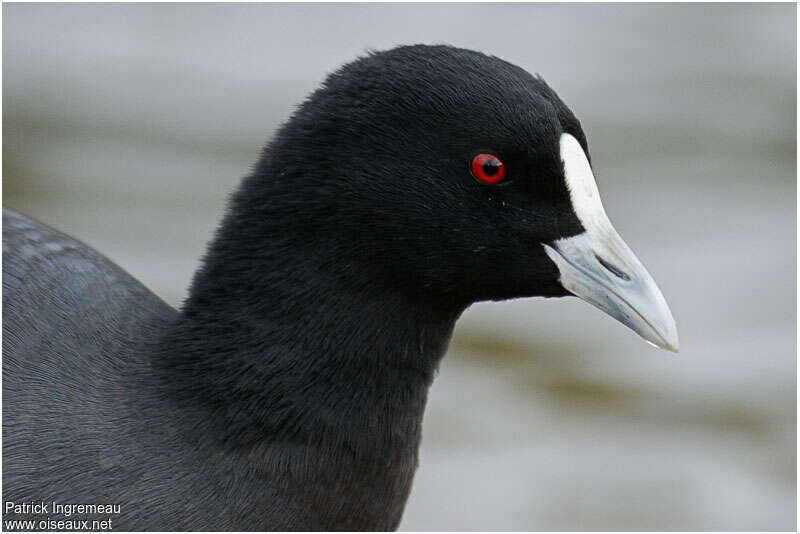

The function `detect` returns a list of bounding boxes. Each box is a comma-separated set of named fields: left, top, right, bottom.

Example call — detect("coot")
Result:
left=3, top=45, right=678, bottom=530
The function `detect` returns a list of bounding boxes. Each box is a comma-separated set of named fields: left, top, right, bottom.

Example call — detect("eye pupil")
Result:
left=471, top=153, right=506, bottom=184
left=482, top=161, right=500, bottom=176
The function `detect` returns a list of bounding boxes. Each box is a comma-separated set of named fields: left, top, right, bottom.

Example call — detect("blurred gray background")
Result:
left=3, top=3, right=795, bottom=530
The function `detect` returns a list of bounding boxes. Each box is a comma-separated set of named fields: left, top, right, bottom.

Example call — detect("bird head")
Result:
left=236, top=44, right=678, bottom=351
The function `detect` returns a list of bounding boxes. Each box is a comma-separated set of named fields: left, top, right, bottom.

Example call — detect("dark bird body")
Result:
left=3, top=45, right=677, bottom=530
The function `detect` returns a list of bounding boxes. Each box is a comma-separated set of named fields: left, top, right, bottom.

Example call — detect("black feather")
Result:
left=3, top=44, right=589, bottom=530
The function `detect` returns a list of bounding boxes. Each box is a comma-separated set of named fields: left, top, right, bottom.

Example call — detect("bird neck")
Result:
left=154, top=235, right=465, bottom=527
left=164, top=275, right=462, bottom=440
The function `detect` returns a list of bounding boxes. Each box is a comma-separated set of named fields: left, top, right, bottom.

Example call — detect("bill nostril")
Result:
left=595, top=254, right=631, bottom=281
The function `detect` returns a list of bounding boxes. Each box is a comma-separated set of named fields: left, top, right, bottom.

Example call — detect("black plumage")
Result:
left=4, top=45, right=619, bottom=530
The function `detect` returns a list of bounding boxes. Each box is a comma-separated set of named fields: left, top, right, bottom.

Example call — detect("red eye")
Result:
left=471, top=153, right=506, bottom=184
